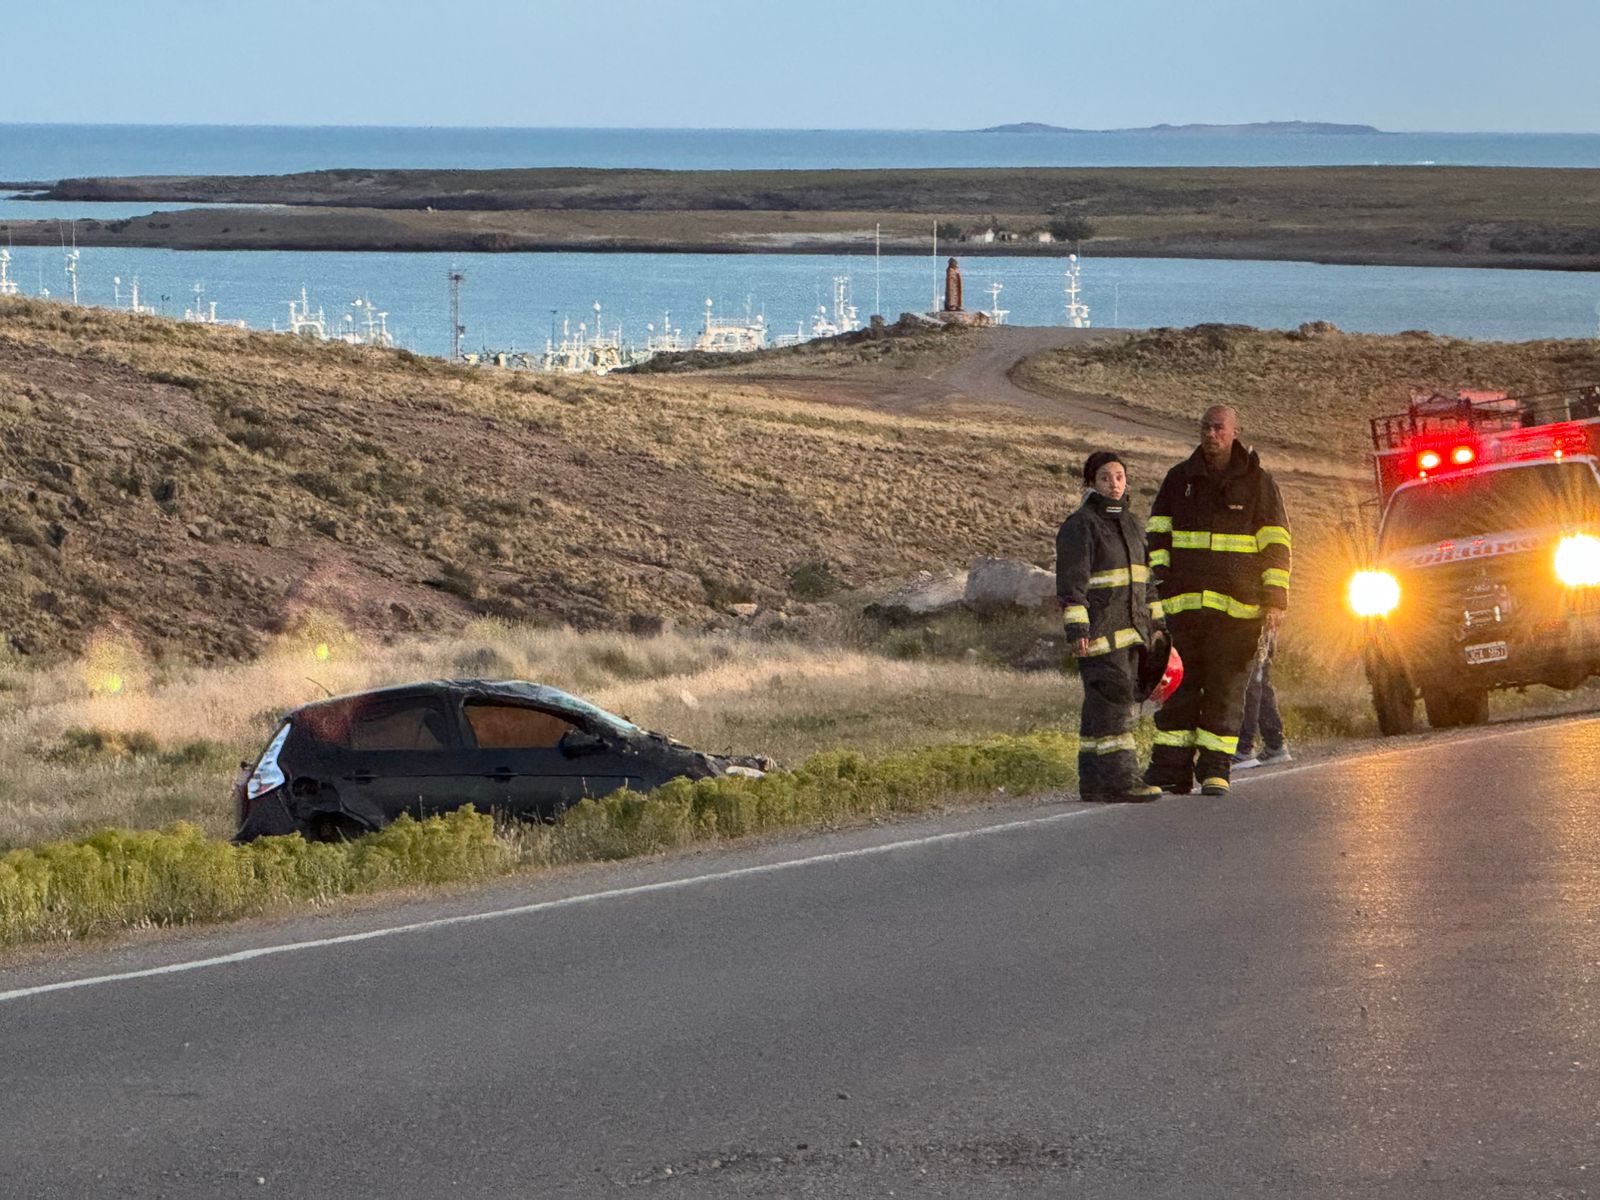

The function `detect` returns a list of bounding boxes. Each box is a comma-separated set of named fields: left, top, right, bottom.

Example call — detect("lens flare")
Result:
left=1348, top=570, right=1401, bottom=617
left=1555, top=534, right=1600, bottom=587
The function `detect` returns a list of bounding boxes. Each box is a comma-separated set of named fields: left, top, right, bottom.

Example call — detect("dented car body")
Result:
left=233, top=679, right=768, bottom=842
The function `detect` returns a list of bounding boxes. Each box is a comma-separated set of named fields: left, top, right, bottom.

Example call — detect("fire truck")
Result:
left=1351, top=386, right=1600, bottom=733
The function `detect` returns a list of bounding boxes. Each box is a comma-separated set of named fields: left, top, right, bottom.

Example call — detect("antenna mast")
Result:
left=1063, top=254, right=1091, bottom=329
left=875, top=222, right=881, bottom=318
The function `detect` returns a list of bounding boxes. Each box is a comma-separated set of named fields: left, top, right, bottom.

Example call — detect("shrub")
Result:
left=0, top=809, right=506, bottom=945
left=785, top=559, right=842, bottom=602
left=1048, top=216, right=1095, bottom=244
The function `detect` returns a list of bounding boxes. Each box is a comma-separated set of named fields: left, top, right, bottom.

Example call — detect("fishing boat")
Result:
left=694, top=296, right=767, bottom=353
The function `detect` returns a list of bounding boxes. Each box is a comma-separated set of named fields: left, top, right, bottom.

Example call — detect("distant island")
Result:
left=978, top=121, right=1384, bottom=136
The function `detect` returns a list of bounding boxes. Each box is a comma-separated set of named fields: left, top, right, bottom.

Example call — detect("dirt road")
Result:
left=732, top=325, right=1195, bottom=442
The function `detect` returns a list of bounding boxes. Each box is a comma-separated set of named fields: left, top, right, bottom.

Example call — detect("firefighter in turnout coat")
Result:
left=1144, top=406, right=1291, bottom=797
left=1056, top=451, right=1166, bottom=802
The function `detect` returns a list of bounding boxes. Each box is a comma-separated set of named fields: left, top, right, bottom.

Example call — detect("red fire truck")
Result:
left=1351, top=386, right=1600, bottom=733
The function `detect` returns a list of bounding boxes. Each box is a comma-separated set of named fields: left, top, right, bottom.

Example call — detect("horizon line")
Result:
left=4, top=120, right=1600, bottom=137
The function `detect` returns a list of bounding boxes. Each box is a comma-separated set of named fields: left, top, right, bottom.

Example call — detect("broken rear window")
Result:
left=464, top=702, right=580, bottom=749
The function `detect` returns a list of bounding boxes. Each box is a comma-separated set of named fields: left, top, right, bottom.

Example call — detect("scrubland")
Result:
left=25, top=165, right=1600, bottom=268
left=6, top=307, right=1600, bottom=944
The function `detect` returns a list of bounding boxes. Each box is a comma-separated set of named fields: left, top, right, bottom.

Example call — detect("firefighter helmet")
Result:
left=1139, top=633, right=1185, bottom=706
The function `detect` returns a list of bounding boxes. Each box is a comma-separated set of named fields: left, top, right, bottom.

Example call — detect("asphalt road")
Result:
left=4, top=719, right=1599, bottom=1198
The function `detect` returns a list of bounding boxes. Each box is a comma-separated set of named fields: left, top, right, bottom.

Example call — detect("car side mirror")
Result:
left=559, top=729, right=609, bottom=759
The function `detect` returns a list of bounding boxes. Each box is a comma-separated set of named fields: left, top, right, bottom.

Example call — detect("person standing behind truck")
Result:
left=1143, top=405, right=1291, bottom=797
left=1056, top=451, right=1166, bottom=803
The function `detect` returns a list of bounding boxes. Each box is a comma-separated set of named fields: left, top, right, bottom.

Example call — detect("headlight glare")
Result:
left=1348, top=570, right=1401, bottom=618
left=1555, top=534, right=1600, bottom=587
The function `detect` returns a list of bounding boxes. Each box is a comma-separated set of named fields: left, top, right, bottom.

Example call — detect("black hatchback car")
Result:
left=233, top=679, right=768, bottom=842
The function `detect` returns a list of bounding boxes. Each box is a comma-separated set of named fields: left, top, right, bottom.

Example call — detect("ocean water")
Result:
left=2, top=124, right=1598, bottom=350
left=8, top=243, right=1597, bottom=358
left=4, top=123, right=1600, bottom=181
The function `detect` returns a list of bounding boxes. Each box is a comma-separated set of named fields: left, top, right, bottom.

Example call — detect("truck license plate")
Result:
left=1465, top=641, right=1508, bottom=665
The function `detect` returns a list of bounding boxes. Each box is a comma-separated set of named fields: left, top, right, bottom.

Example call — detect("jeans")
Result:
left=1238, top=654, right=1285, bottom=756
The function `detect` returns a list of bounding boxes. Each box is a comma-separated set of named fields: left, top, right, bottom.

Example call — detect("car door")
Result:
left=459, top=699, right=644, bottom=819
left=336, top=693, right=467, bottom=824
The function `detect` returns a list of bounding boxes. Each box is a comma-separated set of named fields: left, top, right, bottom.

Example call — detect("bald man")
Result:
left=1142, top=405, right=1291, bottom=797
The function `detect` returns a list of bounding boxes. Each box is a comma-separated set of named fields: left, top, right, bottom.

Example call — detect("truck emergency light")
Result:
left=1450, top=445, right=1476, bottom=465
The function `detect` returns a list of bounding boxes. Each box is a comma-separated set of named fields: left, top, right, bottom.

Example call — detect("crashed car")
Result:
left=233, top=679, right=770, bottom=842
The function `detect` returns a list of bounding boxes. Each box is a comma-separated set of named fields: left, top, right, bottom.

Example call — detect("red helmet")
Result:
left=1151, top=646, right=1184, bottom=706
left=1138, top=634, right=1185, bottom=706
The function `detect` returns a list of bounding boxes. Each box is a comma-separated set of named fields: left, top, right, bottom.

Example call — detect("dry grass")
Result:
left=0, top=622, right=1077, bottom=850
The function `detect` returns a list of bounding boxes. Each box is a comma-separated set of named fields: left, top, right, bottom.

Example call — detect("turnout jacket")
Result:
left=1146, top=441, right=1291, bottom=620
left=1055, top=491, right=1165, bottom=656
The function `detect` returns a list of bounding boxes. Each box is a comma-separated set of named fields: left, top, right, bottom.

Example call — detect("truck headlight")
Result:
left=1555, top=534, right=1600, bottom=587
left=1348, top=570, right=1401, bottom=617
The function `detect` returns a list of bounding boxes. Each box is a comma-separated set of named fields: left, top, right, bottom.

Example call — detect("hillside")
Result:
left=0, top=300, right=1109, bottom=660
left=5, top=302, right=1600, bottom=664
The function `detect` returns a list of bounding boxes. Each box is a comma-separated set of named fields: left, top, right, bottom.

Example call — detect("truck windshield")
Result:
left=1381, top=461, right=1600, bottom=551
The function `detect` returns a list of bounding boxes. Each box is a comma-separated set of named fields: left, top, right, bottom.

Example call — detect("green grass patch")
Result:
left=0, top=808, right=507, bottom=945
left=0, top=731, right=1081, bottom=948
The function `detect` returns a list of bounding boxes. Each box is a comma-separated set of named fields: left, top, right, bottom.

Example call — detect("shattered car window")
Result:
left=465, top=702, right=579, bottom=749
left=348, top=699, right=453, bottom=751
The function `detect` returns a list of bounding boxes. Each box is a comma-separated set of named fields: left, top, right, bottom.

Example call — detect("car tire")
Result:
left=1368, top=661, right=1416, bottom=736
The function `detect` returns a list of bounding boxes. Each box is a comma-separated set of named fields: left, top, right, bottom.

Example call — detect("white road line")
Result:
left=0, top=807, right=1106, bottom=1005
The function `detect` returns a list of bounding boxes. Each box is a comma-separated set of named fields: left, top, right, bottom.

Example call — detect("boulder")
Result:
left=964, top=557, right=1055, bottom=612
left=864, top=570, right=968, bottom=624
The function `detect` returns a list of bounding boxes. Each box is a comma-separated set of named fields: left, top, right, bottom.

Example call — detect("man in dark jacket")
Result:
left=1143, top=406, right=1290, bottom=797
left=1057, top=450, right=1165, bottom=802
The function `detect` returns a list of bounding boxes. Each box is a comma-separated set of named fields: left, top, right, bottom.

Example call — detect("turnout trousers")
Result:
left=1145, top=612, right=1259, bottom=788
left=1076, top=646, right=1141, bottom=796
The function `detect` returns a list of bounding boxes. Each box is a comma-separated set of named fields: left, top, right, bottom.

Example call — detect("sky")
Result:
left=1, top=0, right=1595, bottom=132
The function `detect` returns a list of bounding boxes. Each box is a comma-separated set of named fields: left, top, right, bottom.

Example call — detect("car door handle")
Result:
left=344, top=771, right=376, bottom=784
left=485, top=769, right=516, bottom=782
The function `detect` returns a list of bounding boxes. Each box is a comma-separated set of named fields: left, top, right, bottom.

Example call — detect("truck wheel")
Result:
left=1455, top=687, right=1489, bottom=726
left=1368, top=662, right=1416, bottom=736
left=1423, top=687, right=1489, bottom=730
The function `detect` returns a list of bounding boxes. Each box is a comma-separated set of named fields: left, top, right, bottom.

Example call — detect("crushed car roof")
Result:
left=292, top=679, right=641, bottom=735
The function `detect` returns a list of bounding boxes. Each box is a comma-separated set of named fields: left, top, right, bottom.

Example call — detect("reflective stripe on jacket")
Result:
left=1146, top=441, right=1291, bottom=619
left=1056, top=491, right=1165, bottom=656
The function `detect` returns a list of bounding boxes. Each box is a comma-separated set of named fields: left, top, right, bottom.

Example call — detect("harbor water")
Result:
left=4, top=244, right=1599, bottom=357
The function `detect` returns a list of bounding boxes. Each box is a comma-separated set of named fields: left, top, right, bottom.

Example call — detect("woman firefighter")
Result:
left=1055, top=450, right=1172, bottom=802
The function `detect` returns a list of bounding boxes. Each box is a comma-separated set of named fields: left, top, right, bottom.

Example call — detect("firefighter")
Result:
left=1056, top=450, right=1165, bottom=802
left=1143, top=406, right=1290, bottom=797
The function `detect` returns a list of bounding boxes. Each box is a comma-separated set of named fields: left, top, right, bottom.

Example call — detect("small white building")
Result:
left=967, top=227, right=996, bottom=244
